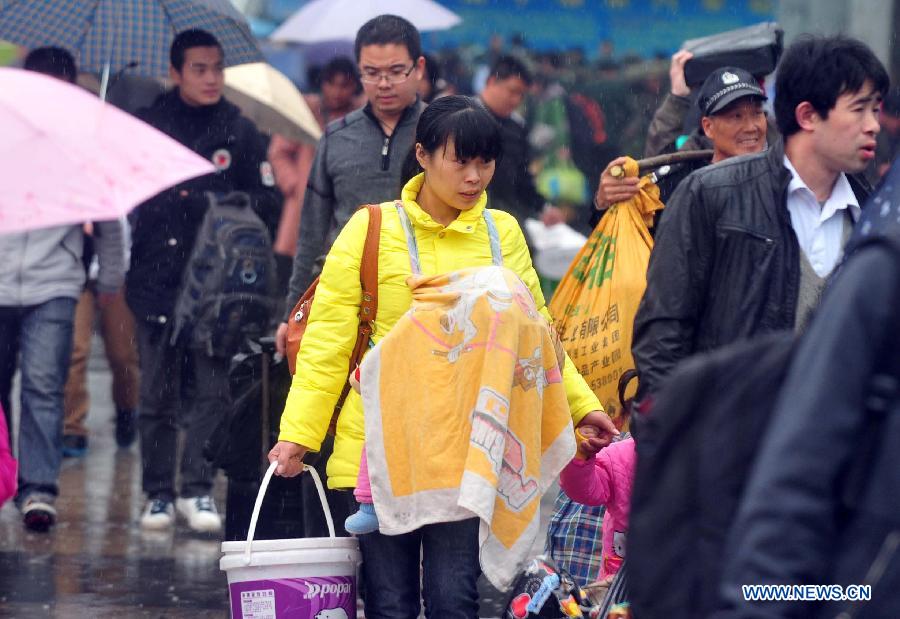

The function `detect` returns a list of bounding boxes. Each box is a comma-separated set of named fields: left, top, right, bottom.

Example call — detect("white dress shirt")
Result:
left=784, top=155, right=860, bottom=278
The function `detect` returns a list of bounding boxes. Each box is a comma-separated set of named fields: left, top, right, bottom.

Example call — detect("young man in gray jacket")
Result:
left=0, top=47, right=126, bottom=532
left=271, top=14, right=425, bottom=538
left=275, top=15, right=426, bottom=354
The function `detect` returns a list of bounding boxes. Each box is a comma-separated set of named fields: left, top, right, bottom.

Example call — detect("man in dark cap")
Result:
left=548, top=65, right=772, bottom=583
left=595, top=66, right=769, bottom=208
left=695, top=66, right=768, bottom=162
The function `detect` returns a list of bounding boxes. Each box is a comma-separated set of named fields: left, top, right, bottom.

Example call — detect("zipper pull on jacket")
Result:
left=381, top=137, right=390, bottom=171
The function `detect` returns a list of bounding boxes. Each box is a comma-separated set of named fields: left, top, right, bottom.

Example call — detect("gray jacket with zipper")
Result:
left=284, top=100, right=426, bottom=317
left=0, top=220, right=125, bottom=307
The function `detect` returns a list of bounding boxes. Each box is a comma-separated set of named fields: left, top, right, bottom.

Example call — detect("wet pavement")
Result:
left=0, top=339, right=557, bottom=618
left=0, top=343, right=227, bottom=618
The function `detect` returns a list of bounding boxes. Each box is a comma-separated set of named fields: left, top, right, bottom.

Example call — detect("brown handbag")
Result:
left=285, top=204, right=381, bottom=430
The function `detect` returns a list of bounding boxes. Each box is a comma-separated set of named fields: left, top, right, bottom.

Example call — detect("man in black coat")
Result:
left=631, top=35, right=888, bottom=401
left=479, top=55, right=557, bottom=231
left=126, top=29, right=280, bottom=534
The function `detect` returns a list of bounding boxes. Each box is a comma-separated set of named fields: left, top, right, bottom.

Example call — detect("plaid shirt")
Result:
left=545, top=432, right=632, bottom=585
left=544, top=488, right=606, bottom=585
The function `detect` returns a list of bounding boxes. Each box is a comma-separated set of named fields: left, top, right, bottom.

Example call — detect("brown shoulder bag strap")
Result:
left=357, top=204, right=381, bottom=335
left=331, top=205, right=381, bottom=429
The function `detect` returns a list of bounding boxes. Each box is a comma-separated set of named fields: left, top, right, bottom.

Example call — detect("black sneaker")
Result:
left=115, top=408, right=137, bottom=448
left=62, top=435, right=88, bottom=458
left=21, top=493, right=57, bottom=532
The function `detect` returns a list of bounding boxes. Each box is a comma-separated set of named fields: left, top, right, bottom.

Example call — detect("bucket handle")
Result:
left=243, top=461, right=336, bottom=566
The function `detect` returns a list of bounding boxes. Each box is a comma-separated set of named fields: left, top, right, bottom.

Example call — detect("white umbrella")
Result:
left=224, top=62, right=322, bottom=145
left=271, top=0, right=461, bottom=44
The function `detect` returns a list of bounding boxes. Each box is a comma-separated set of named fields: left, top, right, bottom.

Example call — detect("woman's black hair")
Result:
left=774, top=35, right=889, bottom=138
left=400, top=95, right=503, bottom=187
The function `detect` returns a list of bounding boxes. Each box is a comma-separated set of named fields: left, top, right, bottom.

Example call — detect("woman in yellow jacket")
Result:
left=269, top=96, right=616, bottom=618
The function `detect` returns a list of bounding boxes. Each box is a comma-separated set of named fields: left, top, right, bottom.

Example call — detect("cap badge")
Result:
left=722, top=71, right=740, bottom=85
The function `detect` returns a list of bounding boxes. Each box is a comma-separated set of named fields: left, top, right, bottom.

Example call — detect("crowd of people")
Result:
left=0, top=9, right=898, bottom=619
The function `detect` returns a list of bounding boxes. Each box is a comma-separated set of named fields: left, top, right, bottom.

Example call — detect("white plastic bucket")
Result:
left=221, top=462, right=361, bottom=619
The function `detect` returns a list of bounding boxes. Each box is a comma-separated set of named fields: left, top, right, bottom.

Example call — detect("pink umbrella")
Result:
left=0, top=68, right=216, bottom=234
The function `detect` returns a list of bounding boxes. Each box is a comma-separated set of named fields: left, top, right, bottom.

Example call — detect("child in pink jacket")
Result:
left=559, top=429, right=635, bottom=579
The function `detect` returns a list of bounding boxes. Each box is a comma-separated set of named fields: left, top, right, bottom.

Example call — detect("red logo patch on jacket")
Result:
left=212, top=149, right=232, bottom=171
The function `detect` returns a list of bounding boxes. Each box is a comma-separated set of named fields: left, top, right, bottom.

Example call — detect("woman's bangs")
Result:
left=447, top=109, right=503, bottom=163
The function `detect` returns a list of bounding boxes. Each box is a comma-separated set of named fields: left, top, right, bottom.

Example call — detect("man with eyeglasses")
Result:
left=277, top=15, right=426, bottom=352
left=126, top=28, right=281, bottom=534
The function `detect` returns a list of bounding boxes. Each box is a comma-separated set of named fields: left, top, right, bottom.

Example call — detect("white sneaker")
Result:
left=140, top=499, right=174, bottom=530
left=176, top=495, right=222, bottom=533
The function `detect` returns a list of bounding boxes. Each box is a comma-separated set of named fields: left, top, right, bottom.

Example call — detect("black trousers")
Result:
left=134, top=320, right=229, bottom=501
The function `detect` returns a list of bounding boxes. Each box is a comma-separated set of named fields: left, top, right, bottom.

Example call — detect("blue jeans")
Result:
left=359, top=517, right=481, bottom=619
left=0, top=298, right=77, bottom=499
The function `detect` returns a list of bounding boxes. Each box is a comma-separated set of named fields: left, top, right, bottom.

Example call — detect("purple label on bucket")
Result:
left=230, top=576, right=356, bottom=619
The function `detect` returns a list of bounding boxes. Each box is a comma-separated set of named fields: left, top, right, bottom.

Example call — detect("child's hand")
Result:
left=574, top=425, right=605, bottom=459
left=577, top=410, right=619, bottom=450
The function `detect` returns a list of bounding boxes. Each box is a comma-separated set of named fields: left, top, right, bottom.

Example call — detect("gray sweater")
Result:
left=284, top=101, right=426, bottom=317
left=0, top=219, right=125, bottom=307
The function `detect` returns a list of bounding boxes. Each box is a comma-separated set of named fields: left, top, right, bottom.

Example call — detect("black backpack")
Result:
left=171, top=191, right=277, bottom=358
left=628, top=238, right=900, bottom=619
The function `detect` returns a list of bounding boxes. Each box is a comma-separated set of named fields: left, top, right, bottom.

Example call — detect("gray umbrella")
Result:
left=0, top=0, right=262, bottom=80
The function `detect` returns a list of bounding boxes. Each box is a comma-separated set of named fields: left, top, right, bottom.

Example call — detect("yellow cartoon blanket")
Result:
left=359, top=265, right=576, bottom=589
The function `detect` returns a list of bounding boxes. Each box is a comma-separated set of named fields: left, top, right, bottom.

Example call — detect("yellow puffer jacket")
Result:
left=279, top=174, right=601, bottom=489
